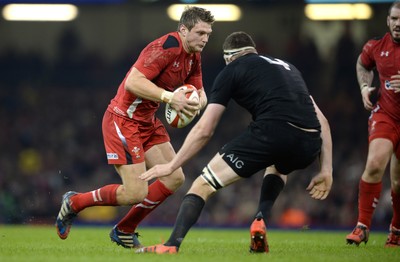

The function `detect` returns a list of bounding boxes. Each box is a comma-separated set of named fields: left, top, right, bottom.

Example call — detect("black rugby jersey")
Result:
left=209, top=53, right=321, bottom=130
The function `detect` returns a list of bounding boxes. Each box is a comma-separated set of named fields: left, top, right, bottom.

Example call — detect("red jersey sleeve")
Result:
left=360, top=39, right=377, bottom=70
left=133, top=38, right=175, bottom=81
left=132, top=32, right=203, bottom=91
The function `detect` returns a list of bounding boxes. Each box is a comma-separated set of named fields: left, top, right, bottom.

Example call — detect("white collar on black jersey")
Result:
left=223, top=46, right=256, bottom=65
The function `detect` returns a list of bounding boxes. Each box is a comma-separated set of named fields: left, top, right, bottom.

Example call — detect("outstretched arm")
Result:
left=140, top=104, right=226, bottom=181
left=306, top=97, right=333, bottom=200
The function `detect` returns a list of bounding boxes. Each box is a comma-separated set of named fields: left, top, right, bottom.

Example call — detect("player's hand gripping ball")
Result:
left=165, top=84, right=199, bottom=128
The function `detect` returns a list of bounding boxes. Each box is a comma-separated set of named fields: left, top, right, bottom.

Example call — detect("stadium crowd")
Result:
left=0, top=26, right=394, bottom=231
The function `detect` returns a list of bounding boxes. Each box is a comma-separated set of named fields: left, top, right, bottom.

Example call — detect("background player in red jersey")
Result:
left=346, top=1, right=400, bottom=248
left=55, top=6, right=214, bottom=248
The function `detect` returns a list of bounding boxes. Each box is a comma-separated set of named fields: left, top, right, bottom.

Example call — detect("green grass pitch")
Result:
left=0, top=225, right=398, bottom=262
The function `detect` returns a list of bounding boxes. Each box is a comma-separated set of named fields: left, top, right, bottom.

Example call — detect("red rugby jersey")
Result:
left=107, top=31, right=203, bottom=124
left=360, top=32, right=400, bottom=121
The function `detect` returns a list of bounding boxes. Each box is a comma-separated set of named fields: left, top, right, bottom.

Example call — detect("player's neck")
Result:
left=232, top=50, right=258, bottom=61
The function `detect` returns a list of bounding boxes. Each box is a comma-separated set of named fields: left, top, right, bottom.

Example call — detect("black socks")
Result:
left=257, top=174, right=285, bottom=221
left=165, top=193, right=205, bottom=247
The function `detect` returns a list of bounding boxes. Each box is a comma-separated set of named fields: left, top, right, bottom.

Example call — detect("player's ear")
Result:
left=180, top=25, right=188, bottom=36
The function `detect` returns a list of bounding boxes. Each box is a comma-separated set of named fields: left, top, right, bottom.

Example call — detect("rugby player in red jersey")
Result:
left=55, top=6, right=214, bottom=248
left=346, top=0, right=400, bottom=248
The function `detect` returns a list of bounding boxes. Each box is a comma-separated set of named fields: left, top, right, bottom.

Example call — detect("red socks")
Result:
left=70, top=184, right=119, bottom=213
left=67, top=180, right=173, bottom=232
left=391, top=190, right=400, bottom=229
left=357, top=180, right=382, bottom=228
left=116, top=180, right=173, bottom=233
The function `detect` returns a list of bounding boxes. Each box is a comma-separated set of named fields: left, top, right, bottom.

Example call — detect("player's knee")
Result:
left=365, top=158, right=386, bottom=177
left=175, top=168, right=185, bottom=186
left=161, top=167, right=185, bottom=192
left=187, top=165, right=224, bottom=200
left=189, top=176, right=216, bottom=200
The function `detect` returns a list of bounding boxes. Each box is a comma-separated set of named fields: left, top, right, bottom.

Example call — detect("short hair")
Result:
left=177, top=6, right=215, bottom=31
left=389, top=0, right=400, bottom=15
left=222, top=31, right=256, bottom=50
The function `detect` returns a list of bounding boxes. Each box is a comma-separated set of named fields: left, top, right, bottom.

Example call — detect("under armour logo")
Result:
left=173, top=61, right=180, bottom=68
left=380, top=51, right=389, bottom=57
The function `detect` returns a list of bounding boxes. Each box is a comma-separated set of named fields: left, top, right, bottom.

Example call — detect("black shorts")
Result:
left=219, top=120, right=322, bottom=177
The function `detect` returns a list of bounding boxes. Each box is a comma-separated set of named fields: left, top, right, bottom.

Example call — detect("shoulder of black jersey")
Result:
left=163, top=35, right=180, bottom=50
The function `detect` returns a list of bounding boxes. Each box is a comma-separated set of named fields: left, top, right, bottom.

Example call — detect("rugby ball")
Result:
left=165, top=84, right=199, bottom=128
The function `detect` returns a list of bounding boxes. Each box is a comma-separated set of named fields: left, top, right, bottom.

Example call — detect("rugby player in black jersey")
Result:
left=136, top=31, right=333, bottom=254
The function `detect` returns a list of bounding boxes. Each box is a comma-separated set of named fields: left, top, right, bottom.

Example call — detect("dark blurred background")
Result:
left=0, top=0, right=395, bottom=231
